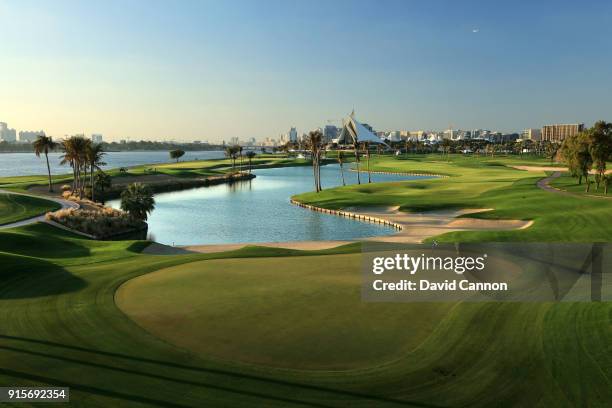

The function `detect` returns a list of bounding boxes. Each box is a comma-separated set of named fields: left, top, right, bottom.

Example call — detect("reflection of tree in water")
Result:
left=226, top=179, right=253, bottom=193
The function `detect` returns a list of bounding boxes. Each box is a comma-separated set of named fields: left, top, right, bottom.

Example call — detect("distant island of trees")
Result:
left=0, top=140, right=226, bottom=153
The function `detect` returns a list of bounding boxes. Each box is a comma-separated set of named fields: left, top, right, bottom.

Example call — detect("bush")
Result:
left=46, top=207, right=145, bottom=238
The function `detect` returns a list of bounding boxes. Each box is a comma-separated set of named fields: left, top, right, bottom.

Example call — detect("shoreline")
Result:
left=147, top=205, right=534, bottom=255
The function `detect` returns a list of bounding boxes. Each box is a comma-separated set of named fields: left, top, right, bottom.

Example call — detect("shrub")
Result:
left=46, top=207, right=145, bottom=238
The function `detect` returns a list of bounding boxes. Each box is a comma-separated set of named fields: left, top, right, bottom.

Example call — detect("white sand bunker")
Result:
left=353, top=207, right=533, bottom=244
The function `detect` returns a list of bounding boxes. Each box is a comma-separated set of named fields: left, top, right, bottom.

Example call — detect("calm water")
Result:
left=109, top=164, right=434, bottom=245
left=0, top=151, right=225, bottom=177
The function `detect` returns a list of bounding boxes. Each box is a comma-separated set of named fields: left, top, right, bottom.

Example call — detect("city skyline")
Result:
left=1, top=0, right=611, bottom=142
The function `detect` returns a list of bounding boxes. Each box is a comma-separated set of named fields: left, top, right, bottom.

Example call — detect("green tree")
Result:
left=245, top=150, right=256, bottom=173
left=85, top=143, right=106, bottom=202
left=224, top=146, right=239, bottom=169
left=363, top=141, right=372, bottom=183
left=60, top=135, right=90, bottom=198
left=169, top=149, right=185, bottom=162
left=120, top=183, right=155, bottom=221
left=307, top=130, right=324, bottom=192
left=588, top=121, right=612, bottom=191
left=337, top=151, right=346, bottom=186
left=33, top=135, right=58, bottom=192
left=93, top=171, right=112, bottom=203
left=561, top=132, right=593, bottom=188
left=352, top=136, right=361, bottom=185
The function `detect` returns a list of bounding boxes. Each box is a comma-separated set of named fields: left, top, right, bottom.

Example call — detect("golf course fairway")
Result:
left=1, top=154, right=611, bottom=406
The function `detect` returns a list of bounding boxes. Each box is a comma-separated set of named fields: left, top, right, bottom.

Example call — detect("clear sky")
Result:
left=1, top=0, right=611, bottom=142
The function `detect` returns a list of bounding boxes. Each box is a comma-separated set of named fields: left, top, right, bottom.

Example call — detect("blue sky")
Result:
left=1, top=0, right=611, bottom=141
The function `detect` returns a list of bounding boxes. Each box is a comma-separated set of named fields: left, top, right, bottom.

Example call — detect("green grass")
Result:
left=294, top=155, right=612, bottom=242
left=549, top=173, right=612, bottom=198
left=0, top=224, right=610, bottom=407
left=0, top=193, right=61, bottom=225
left=0, top=155, right=312, bottom=191
left=1, top=154, right=611, bottom=406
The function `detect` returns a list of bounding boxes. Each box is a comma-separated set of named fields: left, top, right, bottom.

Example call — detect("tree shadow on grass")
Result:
left=0, top=227, right=90, bottom=259
left=0, top=253, right=86, bottom=299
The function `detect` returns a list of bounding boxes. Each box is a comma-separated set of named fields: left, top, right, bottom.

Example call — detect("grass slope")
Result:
left=1, top=154, right=611, bottom=406
left=0, top=192, right=60, bottom=225
left=0, top=224, right=610, bottom=407
left=294, top=155, right=612, bottom=242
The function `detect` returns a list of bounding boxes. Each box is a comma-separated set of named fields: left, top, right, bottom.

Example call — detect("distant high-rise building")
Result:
left=541, top=123, right=584, bottom=142
left=18, top=130, right=45, bottom=143
left=289, top=127, right=298, bottom=143
left=0, top=122, right=17, bottom=142
left=91, top=133, right=103, bottom=143
left=521, top=128, right=541, bottom=141
left=322, top=125, right=337, bottom=142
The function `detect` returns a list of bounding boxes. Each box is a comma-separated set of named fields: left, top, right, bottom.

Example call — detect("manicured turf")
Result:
left=0, top=224, right=610, bottom=407
left=294, top=154, right=612, bottom=242
left=1, top=154, right=611, bottom=406
left=116, top=254, right=455, bottom=370
left=0, top=192, right=61, bottom=225
left=549, top=173, right=612, bottom=198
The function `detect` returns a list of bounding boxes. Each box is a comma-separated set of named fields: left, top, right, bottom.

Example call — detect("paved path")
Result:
left=0, top=189, right=79, bottom=230
left=536, top=172, right=611, bottom=200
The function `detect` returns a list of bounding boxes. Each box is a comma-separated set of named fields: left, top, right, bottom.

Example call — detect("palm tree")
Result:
left=225, top=146, right=239, bottom=169
left=441, top=138, right=451, bottom=160
left=363, top=141, right=372, bottom=183
left=60, top=135, right=90, bottom=198
left=85, top=143, right=106, bottom=202
left=352, top=137, right=361, bottom=185
left=93, top=171, right=112, bottom=203
left=120, top=183, right=155, bottom=221
left=33, top=135, right=57, bottom=192
left=238, top=146, right=244, bottom=172
left=308, top=130, right=323, bottom=192
left=337, top=151, right=346, bottom=186
left=245, top=151, right=256, bottom=173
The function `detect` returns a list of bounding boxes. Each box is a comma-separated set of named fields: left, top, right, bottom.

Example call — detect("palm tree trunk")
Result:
left=317, top=156, right=322, bottom=191
left=340, top=162, right=345, bottom=186
left=313, top=159, right=318, bottom=192
left=354, top=150, right=361, bottom=185
left=45, top=152, right=53, bottom=192
left=91, top=164, right=95, bottom=202
left=367, top=152, right=371, bottom=183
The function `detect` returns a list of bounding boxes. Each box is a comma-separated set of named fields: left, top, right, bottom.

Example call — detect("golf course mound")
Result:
left=116, top=253, right=456, bottom=370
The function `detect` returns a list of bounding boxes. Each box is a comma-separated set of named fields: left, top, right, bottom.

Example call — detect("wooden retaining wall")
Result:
left=348, top=169, right=448, bottom=178
left=289, top=199, right=403, bottom=230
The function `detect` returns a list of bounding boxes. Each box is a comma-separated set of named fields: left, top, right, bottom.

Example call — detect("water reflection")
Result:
left=109, top=164, right=434, bottom=246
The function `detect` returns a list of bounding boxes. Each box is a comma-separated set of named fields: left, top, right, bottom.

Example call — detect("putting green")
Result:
left=116, top=254, right=455, bottom=370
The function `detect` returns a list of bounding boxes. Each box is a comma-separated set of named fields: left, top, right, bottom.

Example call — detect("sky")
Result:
left=1, top=0, right=611, bottom=142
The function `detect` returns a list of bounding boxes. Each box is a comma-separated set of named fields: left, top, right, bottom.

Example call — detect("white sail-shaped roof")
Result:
left=332, top=111, right=386, bottom=145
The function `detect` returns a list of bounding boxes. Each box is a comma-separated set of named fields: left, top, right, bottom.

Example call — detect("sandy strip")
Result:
left=144, top=207, right=532, bottom=255
left=353, top=207, right=532, bottom=244
left=512, top=165, right=612, bottom=174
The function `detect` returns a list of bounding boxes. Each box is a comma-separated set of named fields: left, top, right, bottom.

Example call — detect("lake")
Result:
left=0, top=151, right=226, bottom=177
left=109, top=164, right=434, bottom=246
